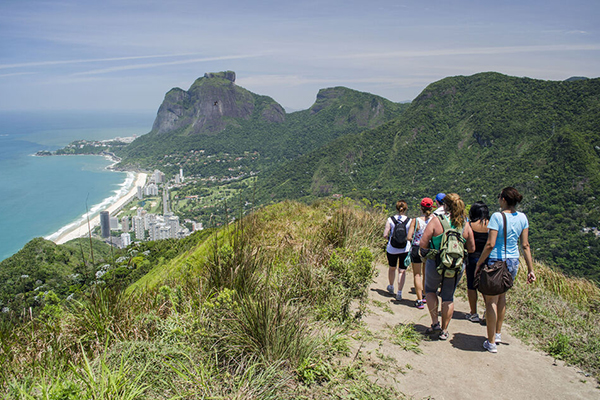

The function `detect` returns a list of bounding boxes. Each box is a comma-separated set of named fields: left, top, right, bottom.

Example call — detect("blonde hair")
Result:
left=443, top=193, right=466, bottom=228
left=396, top=200, right=408, bottom=214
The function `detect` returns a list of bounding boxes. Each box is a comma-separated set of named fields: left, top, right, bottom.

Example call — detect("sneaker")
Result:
left=422, top=296, right=427, bottom=304
left=396, top=291, right=402, bottom=301
left=466, top=313, right=480, bottom=323
left=387, top=285, right=394, bottom=294
left=439, top=330, right=449, bottom=340
left=495, top=333, right=502, bottom=344
left=415, top=300, right=425, bottom=309
left=483, top=340, right=497, bottom=353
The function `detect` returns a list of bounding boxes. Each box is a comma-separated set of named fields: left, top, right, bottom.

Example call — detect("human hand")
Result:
left=527, top=271, right=536, bottom=284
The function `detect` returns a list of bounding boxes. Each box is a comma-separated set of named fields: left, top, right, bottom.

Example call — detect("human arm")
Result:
left=463, top=223, right=475, bottom=254
left=383, top=219, right=391, bottom=240
left=475, top=229, right=497, bottom=272
left=407, top=218, right=417, bottom=242
left=520, top=228, right=536, bottom=283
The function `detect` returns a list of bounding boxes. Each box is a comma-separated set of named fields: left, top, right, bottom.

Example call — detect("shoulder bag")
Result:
left=474, top=213, right=514, bottom=295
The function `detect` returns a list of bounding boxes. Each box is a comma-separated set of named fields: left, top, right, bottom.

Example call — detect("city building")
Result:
left=121, top=233, right=131, bottom=248
left=100, top=211, right=110, bottom=238
left=121, top=216, right=129, bottom=233
left=144, top=183, right=159, bottom=196
left=109, top=216, right=119, bottom=230
left=137, top=186, right=143, bottom=200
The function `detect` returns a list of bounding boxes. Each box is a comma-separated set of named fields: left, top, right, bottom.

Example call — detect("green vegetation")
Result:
left=253, top=73, right=600, bottom=281
left=0, top=200, right=406, bottom=398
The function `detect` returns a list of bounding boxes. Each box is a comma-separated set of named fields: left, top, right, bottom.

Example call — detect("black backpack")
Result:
left=389, top=216, right=410, bottom=249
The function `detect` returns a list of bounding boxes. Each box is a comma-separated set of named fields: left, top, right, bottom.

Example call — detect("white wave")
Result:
left=44, top=171, right=135, bottom=242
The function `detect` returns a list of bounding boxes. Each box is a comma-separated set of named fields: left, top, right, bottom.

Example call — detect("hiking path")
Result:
left=352, top=262, right=599, bottom=399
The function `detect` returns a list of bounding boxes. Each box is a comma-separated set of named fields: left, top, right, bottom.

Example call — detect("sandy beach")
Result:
left=53, top=172, right=147, bottom=245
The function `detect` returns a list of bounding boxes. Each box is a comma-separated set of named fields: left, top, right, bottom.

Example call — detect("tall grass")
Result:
left=0, top=199, right=392, bottom=397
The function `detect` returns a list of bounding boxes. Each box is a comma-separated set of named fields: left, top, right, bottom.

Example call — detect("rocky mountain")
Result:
left=151, top=71, right=285, bottom=136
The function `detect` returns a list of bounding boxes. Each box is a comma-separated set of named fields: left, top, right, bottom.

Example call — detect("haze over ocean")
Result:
left=0, top=111, right=154, bottom=262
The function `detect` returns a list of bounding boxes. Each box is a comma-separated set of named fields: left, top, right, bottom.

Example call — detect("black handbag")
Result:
left=474, top=213, right=514, bottom=295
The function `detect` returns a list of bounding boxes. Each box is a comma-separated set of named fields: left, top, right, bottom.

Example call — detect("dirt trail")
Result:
left=356, top=263, right=599, bottom=399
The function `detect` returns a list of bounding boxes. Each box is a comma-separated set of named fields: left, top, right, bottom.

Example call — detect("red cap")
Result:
left=421, top=197, right=434, bottom=208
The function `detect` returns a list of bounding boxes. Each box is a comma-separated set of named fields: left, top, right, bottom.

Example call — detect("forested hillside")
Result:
left=254, top=73, right=600, bottom=280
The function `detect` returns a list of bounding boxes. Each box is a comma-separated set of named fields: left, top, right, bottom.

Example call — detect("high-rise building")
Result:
left=137, top=186, right=143, bottom=200
left=121, top=233, right=131, bottom=248
left=168, top=216, right=180, bottom=239
left=144, top=183, right=159, bottom=196
left=100, top=211, right=110, bottom=238
left=109, top=217, right=119, bottom=230
left=133, top=216, right=145, bottom=240
left=163, top=186, right=170, bottom=215
left=180, top=168, right=184, bottom=182
left=122, top=216, right=129, bottom=233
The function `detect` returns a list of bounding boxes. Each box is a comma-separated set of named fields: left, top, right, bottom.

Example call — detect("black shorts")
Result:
left=387, top=252, right=409, bottom=270
left=410, top=245, right=422, bottom=263
left=466, top=253, right=488, bottom=290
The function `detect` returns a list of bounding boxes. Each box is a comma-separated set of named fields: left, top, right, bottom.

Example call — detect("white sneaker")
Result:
left=483, top=340, right=497, bottom=353
left=387, top=285, right=394, bottom=294
left=495, top=333, right=502, bottom=344
left=396, top=291, right=402, bottom=301
left=466, top=313, right=480, bottom=322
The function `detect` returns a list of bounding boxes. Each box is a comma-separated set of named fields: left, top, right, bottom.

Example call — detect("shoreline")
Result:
left=49, top=172, right=147, bottom=245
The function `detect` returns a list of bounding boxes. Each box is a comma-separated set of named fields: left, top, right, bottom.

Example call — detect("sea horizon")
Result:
left=0, top=110, right=154, bottom=262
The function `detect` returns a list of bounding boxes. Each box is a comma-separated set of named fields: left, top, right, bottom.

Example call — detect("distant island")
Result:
left=35, top=137, right=136, bottom=159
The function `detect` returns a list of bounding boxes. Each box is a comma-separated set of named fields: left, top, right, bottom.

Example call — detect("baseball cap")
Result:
left=420, top=197, right=434, bottom=208
left=435, top=193, right=446, bottom=203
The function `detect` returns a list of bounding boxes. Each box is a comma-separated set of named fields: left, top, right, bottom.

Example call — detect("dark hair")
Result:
left=396, top=200, right=408, bottom=213
left=499, top=187, right=523, bottom=207
left=469, top=201, right=489, bottom=223
left=421, top=205, right=433, bottom=217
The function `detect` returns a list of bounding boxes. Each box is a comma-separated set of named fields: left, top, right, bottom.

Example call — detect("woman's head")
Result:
left=395, top=200, right=408, bottom=214
left=469, top=201, right=489, bottom=223
left=443, top=193, right=466, bottom=228
left=420, top=197, right=433, bottom=217
left=499, top=187, right=523, bottom=207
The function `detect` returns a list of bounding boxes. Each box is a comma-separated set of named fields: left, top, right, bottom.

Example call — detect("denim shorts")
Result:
left=488, top=258, right=519, bottom=280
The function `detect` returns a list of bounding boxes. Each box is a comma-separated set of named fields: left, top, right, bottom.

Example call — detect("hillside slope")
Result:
left=255, top=72, right=600, bottom=280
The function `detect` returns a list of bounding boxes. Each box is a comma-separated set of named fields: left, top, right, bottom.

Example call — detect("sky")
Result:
left=0, top=0, right=598, bottom=112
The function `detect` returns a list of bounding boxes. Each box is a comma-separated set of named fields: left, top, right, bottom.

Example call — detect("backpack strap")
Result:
left=501, top=212, right=507, bottom=261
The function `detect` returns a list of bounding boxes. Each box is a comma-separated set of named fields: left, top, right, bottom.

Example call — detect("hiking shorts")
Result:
left=424, top=259, right=463, bottom=302
left=387, top=252, right=409, bottom=270
left=466, top=253, right=488, bottom=290
left=410, top=245, right=422, bottom=263
left=488, top=258, right=519, bottom=280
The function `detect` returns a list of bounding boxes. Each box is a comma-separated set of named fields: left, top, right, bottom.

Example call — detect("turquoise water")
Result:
left=0, top=111, right=154, bottom=261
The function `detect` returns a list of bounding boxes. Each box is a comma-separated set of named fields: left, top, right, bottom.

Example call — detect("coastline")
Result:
left=49, top=172, right=147, bottom=245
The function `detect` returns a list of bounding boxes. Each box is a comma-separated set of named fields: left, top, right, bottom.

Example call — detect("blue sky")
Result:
left=0, top=0, right=598, bottom=112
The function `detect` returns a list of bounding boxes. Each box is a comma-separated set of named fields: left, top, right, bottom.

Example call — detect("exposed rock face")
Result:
left=309, top=87, right=388, bottom=127
left=152, top=71, right=285, bottom=135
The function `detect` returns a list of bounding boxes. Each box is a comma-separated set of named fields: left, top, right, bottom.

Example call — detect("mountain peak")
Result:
left=203, top=71, right=236, bottom=83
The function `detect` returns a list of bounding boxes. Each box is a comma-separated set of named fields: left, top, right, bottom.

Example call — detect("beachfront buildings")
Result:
left=100, top=211, right=110, bottom=238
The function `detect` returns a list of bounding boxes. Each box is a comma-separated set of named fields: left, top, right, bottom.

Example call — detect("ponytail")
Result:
left=443, top=193, right=466, bottom=228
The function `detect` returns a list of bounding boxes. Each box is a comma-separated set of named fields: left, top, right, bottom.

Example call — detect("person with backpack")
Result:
left=475, top=187, right=536, bottom=353
left=406, top=197, right=434, bottom=309
left=465, top=201, right=490, bottom=323
left=419, top=193, right=475, bottom=340
left=383, top=200, right=411, bottom=301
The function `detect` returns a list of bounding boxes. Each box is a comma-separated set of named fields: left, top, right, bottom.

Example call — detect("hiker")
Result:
left=465, top=201, right=490, bottom=323
left=406, top=197, right=434, bottom=309
left=433, top=193, right=446, bottom=215
left=383, top=200, right=411, bottom=301
left=419, top=193, right=475, bottom=340
left=476, top=187, right=536, bottom=353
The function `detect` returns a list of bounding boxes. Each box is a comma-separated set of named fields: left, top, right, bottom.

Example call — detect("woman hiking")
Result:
left=465, top=201, right=490, bottom=323
left=383, top=200, right=411, bottom=301
left=419, top=193, right=475, bottom=340
left=407, top=197, right=434, bottom=309
left=475, top=187, right=536, bottom=353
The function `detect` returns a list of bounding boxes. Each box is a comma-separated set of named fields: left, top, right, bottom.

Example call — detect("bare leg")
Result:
left=441, top=301, right=454, bottom=331
left=426, top=292, right=439, bottom=325
left=496, top=293, right=506, bottom=334
left=485, top=294, right=499, bottom=343
left=388, top=267, right=396, bottom=287
left=467, top=289, right=478, bottom=315
left=397, top=268, right=407, bottom=295
left=413, top=263, right=423, bottom=300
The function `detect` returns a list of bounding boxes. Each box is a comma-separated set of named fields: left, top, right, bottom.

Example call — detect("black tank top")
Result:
left=471, top=223, right=489, bottom=256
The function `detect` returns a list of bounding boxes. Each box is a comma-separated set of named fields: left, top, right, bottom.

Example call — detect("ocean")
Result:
left=0, top=111, right=154, bottom=262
